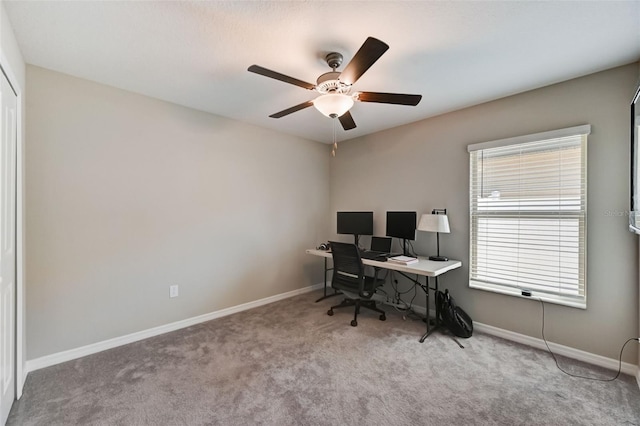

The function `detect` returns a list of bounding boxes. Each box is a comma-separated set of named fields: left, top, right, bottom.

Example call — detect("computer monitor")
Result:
left=386, top=211, right=417, bottom=255
left=337, top=211, right=373, bottom=245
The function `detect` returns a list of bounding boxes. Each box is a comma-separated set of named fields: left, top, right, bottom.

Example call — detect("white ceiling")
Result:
left=4, top=1, right=640, bottom=144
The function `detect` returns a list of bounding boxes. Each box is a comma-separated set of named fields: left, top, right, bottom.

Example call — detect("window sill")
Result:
left=469, top=280, right=586, bottom=309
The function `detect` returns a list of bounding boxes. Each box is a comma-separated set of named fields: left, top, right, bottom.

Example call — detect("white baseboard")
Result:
left=474, top=322, right=638, bottom=377
left=24, top=285, right=639, bottom=386
left=400, top=304, right=638, bottom=380
left=25, top=283, right=324, bottom=374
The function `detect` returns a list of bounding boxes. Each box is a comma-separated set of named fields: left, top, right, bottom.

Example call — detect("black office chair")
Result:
left=327, top=241, right=387, bottom=327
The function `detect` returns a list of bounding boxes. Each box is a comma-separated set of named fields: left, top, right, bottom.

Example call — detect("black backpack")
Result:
left=436, top=289, right=473, bottom=338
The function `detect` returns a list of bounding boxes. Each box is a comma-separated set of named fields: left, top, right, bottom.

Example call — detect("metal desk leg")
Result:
left=419, top=276, right=442, bottom=342
left=315, top=257, right=339, bottom=302
left=434, top=276, right=440, bottom=329
left=419, top=276, right=431, bottom=342
left=420, top=276, right=464, bottom=348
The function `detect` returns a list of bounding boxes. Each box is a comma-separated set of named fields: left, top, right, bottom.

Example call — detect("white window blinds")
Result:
left=468, top=125, right=589, bottom=308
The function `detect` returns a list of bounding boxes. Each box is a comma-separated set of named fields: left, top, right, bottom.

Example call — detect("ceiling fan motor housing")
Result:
left=315, top=52, right=352, bottom=94
left=316, top=71, right=351, bottom=94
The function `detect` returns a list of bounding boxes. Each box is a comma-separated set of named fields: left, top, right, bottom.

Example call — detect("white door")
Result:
left=0, top=68, right=17, bottom=425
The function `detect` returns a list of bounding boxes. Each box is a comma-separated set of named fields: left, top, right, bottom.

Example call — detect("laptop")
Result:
left=360, top=236, right=393, bottom=260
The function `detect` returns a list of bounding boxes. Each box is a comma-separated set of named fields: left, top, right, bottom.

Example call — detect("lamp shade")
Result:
left=313, top=94, right=354, bottom=118
left=417, top=214, right=450, bottom=233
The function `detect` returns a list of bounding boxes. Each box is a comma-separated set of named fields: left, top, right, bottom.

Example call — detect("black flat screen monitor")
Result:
left=337, top=211, right=374, bottom=237
left=386, top=211, right=417, bottom=241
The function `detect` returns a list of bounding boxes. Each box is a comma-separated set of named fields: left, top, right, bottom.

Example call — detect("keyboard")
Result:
left=360, top=250, right=389, bottom=260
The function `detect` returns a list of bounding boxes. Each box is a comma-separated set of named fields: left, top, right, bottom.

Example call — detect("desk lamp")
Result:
left=418, top=209, right=450, bottom=261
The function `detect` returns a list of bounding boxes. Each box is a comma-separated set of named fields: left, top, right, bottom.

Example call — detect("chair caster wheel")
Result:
left=379, top=314, right=386, bottom=321
left=350, top=320, right=358, bottom=327
left=327, top=309, right=334, bottom=316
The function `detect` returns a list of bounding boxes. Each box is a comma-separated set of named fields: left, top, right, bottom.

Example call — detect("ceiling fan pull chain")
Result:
left=331, top=118, right=337, bottom=157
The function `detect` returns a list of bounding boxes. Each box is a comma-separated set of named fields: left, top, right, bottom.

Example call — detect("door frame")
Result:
left=0, top=52, right=25, bottom=399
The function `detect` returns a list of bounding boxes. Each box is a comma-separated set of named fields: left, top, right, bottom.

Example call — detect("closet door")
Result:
left=0, top=68, right=17, bottom=425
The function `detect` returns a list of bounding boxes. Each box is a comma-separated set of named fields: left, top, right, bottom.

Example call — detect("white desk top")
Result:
left=305, top=249, right=462, bottom=277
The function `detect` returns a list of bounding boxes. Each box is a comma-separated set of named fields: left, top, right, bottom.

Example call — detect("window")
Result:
left=468, top=125, right=589, bottom=308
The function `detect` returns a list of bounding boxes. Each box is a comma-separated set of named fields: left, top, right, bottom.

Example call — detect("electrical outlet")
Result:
left=170, top=285, right=179, bottom=298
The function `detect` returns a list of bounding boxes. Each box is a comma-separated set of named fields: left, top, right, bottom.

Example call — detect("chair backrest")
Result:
left=329, top=241, right=366, bottom=295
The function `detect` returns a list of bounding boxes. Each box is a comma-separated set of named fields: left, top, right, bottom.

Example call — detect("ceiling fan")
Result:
left=248, top=37, right=422, bottom=131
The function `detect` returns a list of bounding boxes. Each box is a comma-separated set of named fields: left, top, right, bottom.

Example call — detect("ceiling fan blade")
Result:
left=356, top=92, right=422, bottom=106
left=339, top=37, right=389, bottom=86
left=338, top=111, right=356, bottom=130
left=269, top=101, right=314, bottom=118
left=248, top=65, right=315, bottom=90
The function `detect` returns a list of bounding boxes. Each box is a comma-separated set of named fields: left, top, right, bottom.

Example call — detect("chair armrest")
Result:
left=361, top=270, right=385, bottom=298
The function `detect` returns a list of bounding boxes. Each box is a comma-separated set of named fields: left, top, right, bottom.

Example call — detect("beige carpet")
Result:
left=8, top=290, right=640, bottom=425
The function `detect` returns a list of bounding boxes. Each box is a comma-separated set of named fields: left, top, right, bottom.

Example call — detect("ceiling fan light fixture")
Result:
left=313, top=94, right=354, bottom=118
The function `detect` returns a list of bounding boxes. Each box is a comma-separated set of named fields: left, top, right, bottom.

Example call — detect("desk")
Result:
left=306, top=249, right=462, bottom=342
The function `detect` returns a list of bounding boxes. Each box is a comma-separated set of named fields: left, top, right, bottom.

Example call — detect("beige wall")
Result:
left=25, top=66, right=330, bottom=359
left=330, top=63, right=639, bottom=363
left=22, top=59, right=640, bottom=365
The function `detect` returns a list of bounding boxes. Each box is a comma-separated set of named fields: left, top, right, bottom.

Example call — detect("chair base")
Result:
left=327, top=298, right=387, bottom=326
